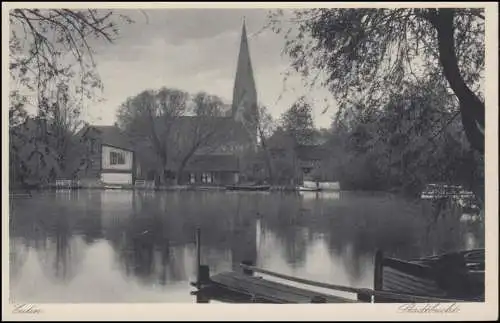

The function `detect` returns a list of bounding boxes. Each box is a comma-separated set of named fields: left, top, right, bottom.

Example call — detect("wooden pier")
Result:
left=191, top=229, right=484, bottom=304
left=208, top=271, right=357, bottom=303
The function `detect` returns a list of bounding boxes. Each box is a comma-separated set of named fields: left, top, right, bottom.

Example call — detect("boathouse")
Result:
left=78, top=125, right=137, bottom=185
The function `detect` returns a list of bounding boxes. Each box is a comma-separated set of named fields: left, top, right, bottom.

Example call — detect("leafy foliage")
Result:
left=116, top=88, right=232, bottom=184
left=279, top=96, right=316, bottom=146
left=323, top=78, right=480, bottom=196
left=9, top=117, right=89, bottom=187
left=9, top=9, right=132, bottom=187
left=268, top=8, right=484, bottom=153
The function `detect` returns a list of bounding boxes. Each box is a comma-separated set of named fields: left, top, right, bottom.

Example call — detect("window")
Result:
left=201, top=172, right=213, bottom=184
left=88, top=139, right=97, bottom=154
left=110, top=151, right=125, bottom=165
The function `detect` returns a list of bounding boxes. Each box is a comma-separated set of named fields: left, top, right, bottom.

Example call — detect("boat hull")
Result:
left=226, top=185, right=270, bottom=191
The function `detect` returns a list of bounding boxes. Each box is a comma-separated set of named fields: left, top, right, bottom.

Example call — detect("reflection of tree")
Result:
left=78, top=192, right=103, bottom=244
left=281, top=227, right=309, bottom=268
left=10, top=194, right=86, bottom=284
left=105, top=201, right=191, bottom=285
left=35, top=213, right=84, bottom=283
left=257, top=193, right=309, bottom=267
left=9, top=238, right=29, bottom=285
left=230, top=194, right=258, bottom=271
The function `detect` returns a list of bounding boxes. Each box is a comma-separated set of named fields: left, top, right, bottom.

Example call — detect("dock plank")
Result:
left=210, top=272, right=357, bottom=303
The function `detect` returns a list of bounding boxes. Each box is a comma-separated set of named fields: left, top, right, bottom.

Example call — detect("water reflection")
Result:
left=9, top=190, right=483, bottom=303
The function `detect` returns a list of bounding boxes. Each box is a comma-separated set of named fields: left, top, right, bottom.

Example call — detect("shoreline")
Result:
left=9, top=183, right=306, bottom=193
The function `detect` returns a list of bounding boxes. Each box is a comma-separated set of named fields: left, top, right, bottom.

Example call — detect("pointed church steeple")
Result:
left=231, top=18, right=258, bottom=132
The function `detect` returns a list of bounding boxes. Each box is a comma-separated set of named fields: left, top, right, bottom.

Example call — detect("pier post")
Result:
left=373, top=250, right=384, bottom=303
left=241, top=260, right=254, bottom=276
left=310, top=296, right=326, bottom=303
left=196, top=228, right=202, bottom=284
left=357, top=290, right=372, bottom=303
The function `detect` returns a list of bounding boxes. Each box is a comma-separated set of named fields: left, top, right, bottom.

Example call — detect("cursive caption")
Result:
left=12, top=304, right=43, bottom=314
left=398, top=303, right=460, bottom=314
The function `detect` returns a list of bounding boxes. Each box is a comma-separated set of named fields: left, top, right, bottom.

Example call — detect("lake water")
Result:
left=9, top=190, right=484, bottom=303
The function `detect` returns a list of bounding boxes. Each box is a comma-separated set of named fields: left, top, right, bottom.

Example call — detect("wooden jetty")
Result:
left=190, top=229, right=484, bottom=303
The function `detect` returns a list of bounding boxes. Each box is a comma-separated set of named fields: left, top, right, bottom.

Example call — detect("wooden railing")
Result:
left=55, top=179, right=75, bottom=189
left=238, top=263, right=467, bottom=303
left=134, top=180, right=155, bottom=188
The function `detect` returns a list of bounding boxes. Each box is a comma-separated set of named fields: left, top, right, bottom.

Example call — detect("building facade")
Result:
left=78, top=125, right=136, bottom=185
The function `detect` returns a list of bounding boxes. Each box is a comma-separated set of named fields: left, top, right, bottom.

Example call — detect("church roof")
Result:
left=151, top=115, right=253, bottom=145
left=231, top=20, right=258, bottom=125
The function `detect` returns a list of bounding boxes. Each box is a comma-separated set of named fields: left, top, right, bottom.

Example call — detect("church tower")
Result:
left=231, top=18, right=258, bottom=141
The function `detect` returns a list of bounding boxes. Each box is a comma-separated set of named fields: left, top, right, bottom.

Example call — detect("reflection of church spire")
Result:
left=231, top=18, right=258, bottom=130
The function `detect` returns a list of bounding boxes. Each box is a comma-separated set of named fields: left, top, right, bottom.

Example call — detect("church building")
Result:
left=78, top=19, right=260, bottom=187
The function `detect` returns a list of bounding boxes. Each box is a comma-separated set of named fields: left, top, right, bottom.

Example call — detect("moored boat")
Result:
left=103, top=184, right=124, bottom=190
left=297, top=186, right=322, bottom=192
left=225, top=185, right=270, bottom=191
left=373, top=248, right=485, bottom=302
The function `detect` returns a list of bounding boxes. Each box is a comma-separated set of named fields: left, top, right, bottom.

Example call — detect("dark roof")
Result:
left=296, top=145, right=328, bottom=160
left=267, top=129, right=295, bottom=149
left=183, top=154, right=239, bottom=172
left=152, top=115, right=255, bottom=147
left=82, top=125, right=134, bottom=151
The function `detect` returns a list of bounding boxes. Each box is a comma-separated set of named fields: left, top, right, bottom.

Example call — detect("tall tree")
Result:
left=117, top=87, right=189, bottom=183
left=9, top=8, right=132, bottom=186
left=268, top=8, right=484, bottom=154
left=324, top=77, right=479, bottom=195
left=9, top=9, right=132, bottom=124
left=244, top=105, right=277, bottom=183
left=169, top=92, right=228, bottom=184
left=280, top=96, right=316, bottom=146
left=117, top=89, right=230, bottom=185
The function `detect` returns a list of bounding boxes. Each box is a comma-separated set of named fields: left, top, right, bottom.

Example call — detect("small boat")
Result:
left=104, top=184, right=124, bottom=190
left=225, top=185, right=270, bottom=191
left=298, top=186, right=322, bottom=192
left=374, top=248, right=485, bottom=302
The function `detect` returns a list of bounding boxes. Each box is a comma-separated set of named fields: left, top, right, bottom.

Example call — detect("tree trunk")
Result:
left=259, top=130, right=274, bottom=184
left=430, top=8, right=485, bottom=208
left=433, top=8, right=485, bottom=154
left=176, top=167, right=184, bottom=185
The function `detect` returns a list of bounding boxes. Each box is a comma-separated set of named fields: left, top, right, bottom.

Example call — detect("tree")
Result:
left=192, top=92, right=224, bottom=117
left=117, top=89, right=230, bottom=185
left=280, top=96, right=316, bottom=146
left=169, top=92, right=228, bottom=184
left=256, top=105, right=277, bottom=183
left=268, top=8, right=484, bottom=154
left=9, top=9, right=132, bottom=123
left=242, top=105, right=278, bottom=183
left=323, top=77, right=480, bottom=195
left=9, top=9, right=132, bottom=186
left=117, top=87, right=189, bottom=183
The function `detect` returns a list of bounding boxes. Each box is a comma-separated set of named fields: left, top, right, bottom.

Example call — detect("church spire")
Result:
left=231, top=18, right=257, bottom=130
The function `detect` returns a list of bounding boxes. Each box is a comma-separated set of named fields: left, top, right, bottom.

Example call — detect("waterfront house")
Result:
left=77, top=125, right=136, bottom=186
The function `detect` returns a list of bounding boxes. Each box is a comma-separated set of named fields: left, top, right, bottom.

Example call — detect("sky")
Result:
left=82, top=9, right=336, bottom=129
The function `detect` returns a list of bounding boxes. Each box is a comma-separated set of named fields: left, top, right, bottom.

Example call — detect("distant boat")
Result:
left=104, top=184, right=124, bottom=190
left=226, top=184, right=270, bottom=191
left=300, top=180, right=340, bottom=191
left=420, top=183, right=474, bottom=200
left=298, top=186, right=321, bottom=192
